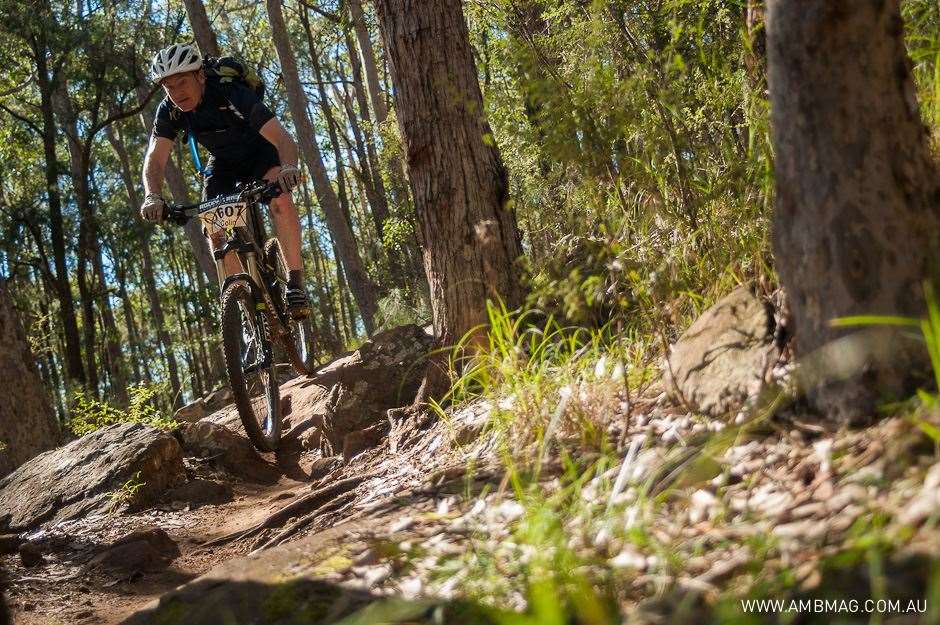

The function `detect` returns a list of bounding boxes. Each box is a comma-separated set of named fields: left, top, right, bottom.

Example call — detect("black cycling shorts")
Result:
left=202, top=141, right=281, bottom=201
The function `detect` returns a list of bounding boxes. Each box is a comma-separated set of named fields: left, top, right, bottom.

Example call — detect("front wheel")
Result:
left=220, top=279, right=281, bottom=452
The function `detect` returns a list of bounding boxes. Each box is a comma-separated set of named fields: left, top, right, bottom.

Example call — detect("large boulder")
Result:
left=664, top=286, right=779, bottom=417
left=209, top=325, right=434, bottom=456
left=0, top=423, right=186, bottom=530
left=176, top=421, right=280, bottom=483
left=289, top=324, right=433, bottom=454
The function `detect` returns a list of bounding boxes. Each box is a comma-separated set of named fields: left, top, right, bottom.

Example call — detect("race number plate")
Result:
left=200, top=201, right=248, bottom=234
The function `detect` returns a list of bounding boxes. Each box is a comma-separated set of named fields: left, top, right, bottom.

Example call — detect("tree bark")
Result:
left=266, top=0, right=379, bottom=334
left=0, top=278, right=58, bottom=477
left=374, top=0, right=526, bottom=365
left=349, top=0, right=388, bottom=125
left=52, top=83, right=101, bottom=397
left=182, top=0, right=221, bottom=57
left=32, top=32, right=85, bottom=388
left=767, top=0, right=940, bottom=420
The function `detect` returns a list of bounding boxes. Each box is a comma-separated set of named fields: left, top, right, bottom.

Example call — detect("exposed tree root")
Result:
left=202, top=472, right=378, bottom=548
left=255, top=490, right=358, bottom=551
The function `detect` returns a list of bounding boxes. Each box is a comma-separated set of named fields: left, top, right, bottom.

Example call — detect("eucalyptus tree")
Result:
left=767, top=0, right=940, bottom=419
left=0, top=277, right=59, bottom=477
left=0, top=0, right=86, bottom=387
left=266, top=0, right=379, bottom=334
left=374, top=0, right=526, bottom=393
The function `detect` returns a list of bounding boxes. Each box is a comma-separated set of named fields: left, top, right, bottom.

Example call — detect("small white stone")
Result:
left=389, top=517, right=414, bottom=533
left=611, top=362, right=625, bottom=382
left=495, top=500, right=525, bottom=523
left=609, top=548, right=646, bottom=570
left=595, top=355, right=608, bottom=379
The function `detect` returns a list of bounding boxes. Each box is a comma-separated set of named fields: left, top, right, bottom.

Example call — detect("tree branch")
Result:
left=0, top=103, right=41, bottom=136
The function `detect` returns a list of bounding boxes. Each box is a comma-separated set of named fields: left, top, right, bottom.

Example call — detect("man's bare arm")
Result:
left=259, top=118, right=299, bottom=168
left=142, top=136, right=174, bottom=197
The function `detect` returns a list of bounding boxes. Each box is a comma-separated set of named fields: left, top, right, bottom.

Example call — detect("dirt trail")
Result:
left=2, top=325, right=471, bottom=625
left=5, top=469, right=309, bottom=624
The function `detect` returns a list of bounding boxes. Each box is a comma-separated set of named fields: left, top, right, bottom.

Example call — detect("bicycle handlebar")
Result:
left=164, top=180, right=283, bottom=226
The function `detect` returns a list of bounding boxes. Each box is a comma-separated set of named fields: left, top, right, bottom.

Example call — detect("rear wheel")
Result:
left=264, top=237, right=312, bottom=376
left=220, top=279, right=281, bottom=452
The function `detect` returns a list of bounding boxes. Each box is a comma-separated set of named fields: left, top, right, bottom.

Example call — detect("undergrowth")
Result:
left=68, top=382, right=176, bottom=436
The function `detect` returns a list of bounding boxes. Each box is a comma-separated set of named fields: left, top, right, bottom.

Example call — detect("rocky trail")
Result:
left=4, top=291, right=940, bottom=624
left=0, top=325, right=498, bottom=625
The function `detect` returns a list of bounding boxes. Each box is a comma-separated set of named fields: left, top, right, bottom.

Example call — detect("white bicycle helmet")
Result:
left=150, top=43, right=203, bottom=82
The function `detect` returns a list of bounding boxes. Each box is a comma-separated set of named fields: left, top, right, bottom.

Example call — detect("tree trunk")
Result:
left=105, top=115, right=184, bottom=403
left=0, top=278, right=58, bottom=477
left=140, top=236, right=184, bottom=407
left=34, top=34, right=85, bottom=388
left=349, top=0, right=388, bottom=125
left=767, top=0, right=940, bottom=420
left=182, top=0, right=221, bottom=57
left=745, top=0, right=767, bottom=98
left=266, top=0, right=379, bottom=334
left=94, top=244, right=129, bottom=405
left=52, top=84, right=101, bottom=396
left=374, top=0, right=526, bottom=360
left=300, top=177, right=343, bottom=354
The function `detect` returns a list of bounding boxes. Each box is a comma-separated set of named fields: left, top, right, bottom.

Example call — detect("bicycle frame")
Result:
left=169, top=180, right=291, bottom=330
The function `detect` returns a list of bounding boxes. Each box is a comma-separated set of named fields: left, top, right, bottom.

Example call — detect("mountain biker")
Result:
left=140, top=43, right=310, bottom=319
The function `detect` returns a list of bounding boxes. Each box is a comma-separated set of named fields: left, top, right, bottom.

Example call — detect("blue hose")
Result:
left=188, top=132, right=207, bottom=176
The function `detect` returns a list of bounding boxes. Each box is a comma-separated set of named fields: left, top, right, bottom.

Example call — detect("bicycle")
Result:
left=166, top=179, right=311, bottom=452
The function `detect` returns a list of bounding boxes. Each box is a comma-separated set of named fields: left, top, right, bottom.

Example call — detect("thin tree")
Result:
left=767, top=0, right=940, bottom=419
left=266, top=0, right=379, bottom=334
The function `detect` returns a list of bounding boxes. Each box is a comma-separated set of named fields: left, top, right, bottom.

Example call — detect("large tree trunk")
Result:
left=374, top=0, right=526, bottom=361
left=767, top=0, right=940, bottom=420
left=182, top=0, right=221, bottom=57
left=375, top=0, right=524, bottom=404
left=266, top=0, right=379, bottom=334
left=0, top=278, right=58, bottom=477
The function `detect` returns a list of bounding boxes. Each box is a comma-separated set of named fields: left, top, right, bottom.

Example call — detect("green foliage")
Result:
left=68, top=382, right=176, bottom=436
left=106, top=470, right=146, bottom=513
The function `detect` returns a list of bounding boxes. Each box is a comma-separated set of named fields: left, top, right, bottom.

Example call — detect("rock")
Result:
left=18, top=541, right=42, bottom=567
left=279, top=325, right=433, bottom=455
left=0, top=534, right=23, bottom=555
left=174, top=399, right=207, bottom=423
left=89, top=527, right=179, bottom=573
left=163, top=479, right=233, bottom=507
left=664, top=287, right=777, bottom=417
left=0, top=423, right=186, bottom=530
left=204, top=386, right=234, bottom=412
left=176, top=421, right=280, bottom=483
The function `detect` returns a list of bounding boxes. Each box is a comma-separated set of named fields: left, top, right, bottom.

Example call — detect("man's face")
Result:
left=162, top=70, right=205, bottom=112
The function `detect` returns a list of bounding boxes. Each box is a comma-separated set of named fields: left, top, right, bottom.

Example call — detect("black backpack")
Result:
left=203, top=56, right=265, bottom=100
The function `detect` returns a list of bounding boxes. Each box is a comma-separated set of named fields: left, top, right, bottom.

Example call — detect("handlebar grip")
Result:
left=163, top=206, right=189, bottom=226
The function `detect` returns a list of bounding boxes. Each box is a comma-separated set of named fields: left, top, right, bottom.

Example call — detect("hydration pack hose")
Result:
left=188, top=132, right=208, bottom=176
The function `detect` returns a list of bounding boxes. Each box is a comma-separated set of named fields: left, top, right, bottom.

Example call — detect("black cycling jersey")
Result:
left=152, top=81, right=275, bottom=165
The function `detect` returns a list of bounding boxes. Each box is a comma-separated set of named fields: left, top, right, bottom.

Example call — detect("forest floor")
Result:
left=6, top=310, right=940, bottom=624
